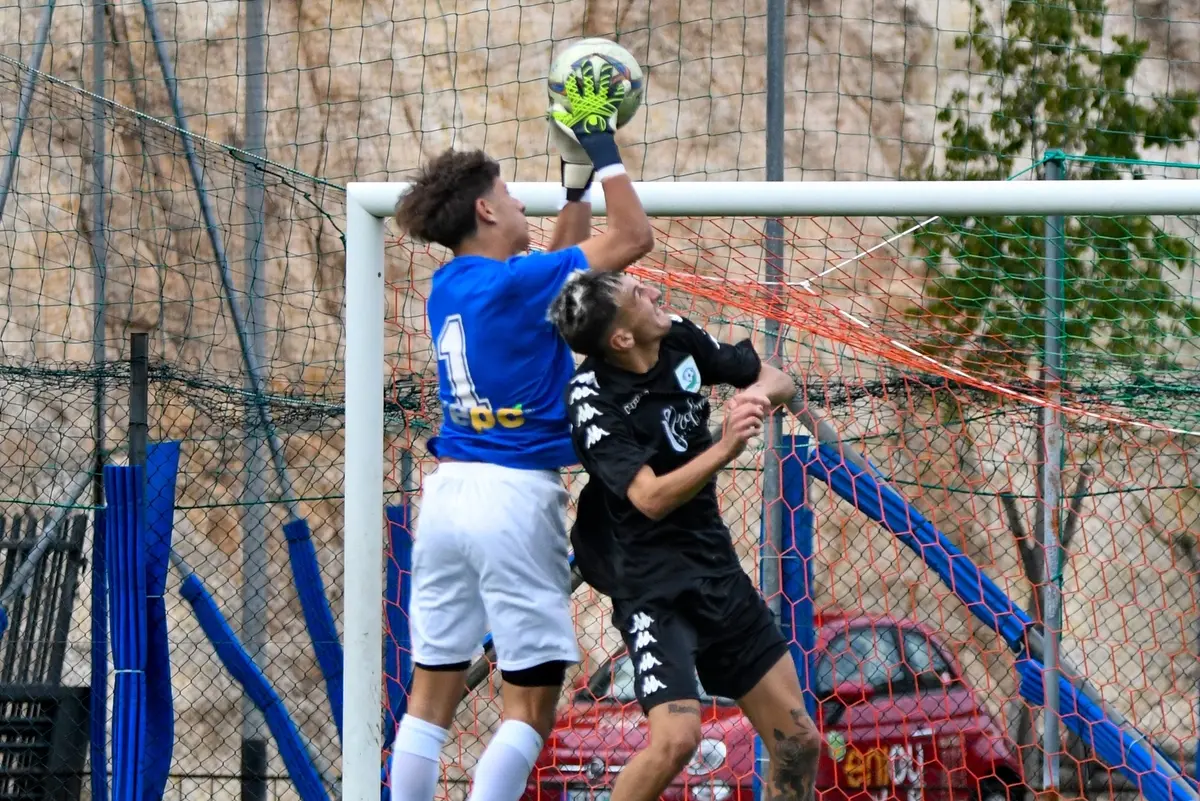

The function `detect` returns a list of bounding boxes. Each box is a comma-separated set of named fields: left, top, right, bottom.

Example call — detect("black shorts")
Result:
left=611, top=570, right=789, bottom=713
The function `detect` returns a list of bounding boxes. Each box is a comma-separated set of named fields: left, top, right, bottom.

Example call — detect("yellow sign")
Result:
left=841, top=743, right=925, bottom=794
left=843, top=747, right=890, bottom=789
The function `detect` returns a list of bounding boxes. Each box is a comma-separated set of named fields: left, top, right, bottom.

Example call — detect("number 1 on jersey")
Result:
left=436, top=314, right=491, bottom=411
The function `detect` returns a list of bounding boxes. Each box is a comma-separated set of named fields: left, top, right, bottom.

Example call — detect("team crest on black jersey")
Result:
left=674, top=355, right=701, bottom=393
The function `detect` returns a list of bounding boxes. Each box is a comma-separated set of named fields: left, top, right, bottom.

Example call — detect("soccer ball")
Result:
left=548, top=38, right=644, bottom=129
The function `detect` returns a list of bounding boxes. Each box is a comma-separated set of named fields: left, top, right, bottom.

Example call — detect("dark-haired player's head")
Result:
left=549, top=271, right=673, bottom=359
left=394, top=148, right=530, bottom=257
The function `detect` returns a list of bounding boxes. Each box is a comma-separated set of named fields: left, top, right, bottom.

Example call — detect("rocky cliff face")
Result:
left=1, top=0, right=1198, bottom=797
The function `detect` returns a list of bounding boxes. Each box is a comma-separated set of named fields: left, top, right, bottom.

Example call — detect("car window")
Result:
left=902, top=628, right=953, bottom=675
left=901, top=627, right=956, bottom=690
left=813, top=625, right=905, bottom=697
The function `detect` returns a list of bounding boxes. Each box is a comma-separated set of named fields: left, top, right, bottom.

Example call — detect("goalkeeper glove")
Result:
left=548, top=110, right=595, bottom=203
left=549, top=59, right=627, bottom=179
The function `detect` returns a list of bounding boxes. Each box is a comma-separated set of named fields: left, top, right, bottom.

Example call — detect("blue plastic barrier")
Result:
left=142, top=441, right=180, bottom=800
left=283, top=518, right=345, bottom=741
left=381, top=504, right=414, bottom=801
left=755, top=435, right=814, bottom=801
left=91, top=502, right=109, bottom=801
left=104, top=463, right=148, bottom=801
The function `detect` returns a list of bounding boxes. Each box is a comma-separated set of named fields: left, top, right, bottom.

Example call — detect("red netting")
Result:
left=384, top=209, right=1200, bottom=801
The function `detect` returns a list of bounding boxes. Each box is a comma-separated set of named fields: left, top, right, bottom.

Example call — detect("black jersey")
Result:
left=566, top=315, right=762, bottom=601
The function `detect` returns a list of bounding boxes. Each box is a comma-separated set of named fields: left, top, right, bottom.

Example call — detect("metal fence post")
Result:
left=1040, top=151, right=1067, bottom=799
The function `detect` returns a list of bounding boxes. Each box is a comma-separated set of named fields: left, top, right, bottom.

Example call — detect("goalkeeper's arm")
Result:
left=549, top=65, right=653, bottom=274
left=575, top=167, right=653, bottom=274
left=545, top=139, right=594, bottom=252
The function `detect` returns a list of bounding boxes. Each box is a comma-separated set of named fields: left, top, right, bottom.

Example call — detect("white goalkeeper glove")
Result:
left=548, top=109, right=595, bottom=202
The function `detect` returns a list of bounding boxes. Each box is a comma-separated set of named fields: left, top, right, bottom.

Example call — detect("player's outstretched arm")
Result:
left=734, top=363, right=874, bottom=475
left=739, top=363, right=799, bottom=408
left=550, top=62, right=653, bottom=274
left=625, top=398, right=764, bottom=521
left=545, top=199, right=594, bottom=253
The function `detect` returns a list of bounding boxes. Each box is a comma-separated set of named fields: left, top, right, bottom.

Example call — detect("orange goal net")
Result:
left=378, top=187, right=1200, bottom=801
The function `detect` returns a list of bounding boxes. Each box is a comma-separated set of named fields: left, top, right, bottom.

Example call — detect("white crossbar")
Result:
left=349, top=178, right=1200, bottom=219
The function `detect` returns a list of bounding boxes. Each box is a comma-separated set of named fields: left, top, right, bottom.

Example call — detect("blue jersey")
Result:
left=426, top=246, right=589, bottom=470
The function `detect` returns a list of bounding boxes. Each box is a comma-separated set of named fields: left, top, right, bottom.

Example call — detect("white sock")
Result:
left=390, top=715, right=449, bottom=801
left=467, top=719, right=545, bottom=801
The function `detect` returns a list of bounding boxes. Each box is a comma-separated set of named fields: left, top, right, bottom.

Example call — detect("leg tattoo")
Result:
left=766, top=709, right=821, bottom=801
left=666, top=703, right=700, bottom=716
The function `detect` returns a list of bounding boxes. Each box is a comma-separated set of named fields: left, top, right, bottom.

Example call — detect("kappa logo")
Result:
left=674, top=355, right=701, bottom=393
left=632, top=630, right=657, bottom=651
left=572, top=371, right=599, bottom=388
left=623, top=391, right=647, bottom=414
left=636, top=653, right=663, bottom=673
left=568, top=385, right=598, bottom=403
left=582, top=425, right=609, bottom=448
left=641, top=676, right=668, bottom=695
left=628, top=612, right=654, bottom=634
left=574, top=402, right=601, bottom=426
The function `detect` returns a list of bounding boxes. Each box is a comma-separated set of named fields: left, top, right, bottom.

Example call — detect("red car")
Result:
left=526, top=611, right=1023, bottom=801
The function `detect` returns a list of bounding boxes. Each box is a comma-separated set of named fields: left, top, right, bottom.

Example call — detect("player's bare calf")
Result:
left=608, top=701, right=703, bottom=801
left=737, top=655, right=823, bottom=801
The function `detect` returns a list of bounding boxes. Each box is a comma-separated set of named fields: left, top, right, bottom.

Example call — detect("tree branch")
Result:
left=1061, top=464, right=1095, bottom=551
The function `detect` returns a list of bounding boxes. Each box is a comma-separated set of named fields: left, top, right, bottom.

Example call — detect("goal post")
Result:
left=346, top=178, right=1200, bottom=220
left=341, top=178, right=1200, bottom=801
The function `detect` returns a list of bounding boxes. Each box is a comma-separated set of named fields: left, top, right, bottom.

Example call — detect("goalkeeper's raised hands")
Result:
left=548, top=111, right=595, bottom=204
left=547, top=58, right=652, bottom=274
left=548, top=60, right=627, bottom=182
left=550, top=59, right=627, bottom=140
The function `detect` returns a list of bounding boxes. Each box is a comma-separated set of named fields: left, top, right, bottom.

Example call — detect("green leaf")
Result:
left=914, top=0, right=1200, bottom=380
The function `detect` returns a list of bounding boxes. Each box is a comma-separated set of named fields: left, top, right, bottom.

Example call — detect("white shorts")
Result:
left=410, top=461, right=580, bottom=672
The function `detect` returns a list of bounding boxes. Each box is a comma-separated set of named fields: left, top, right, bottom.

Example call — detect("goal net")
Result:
left=345, top=178, right=1200, bottom=801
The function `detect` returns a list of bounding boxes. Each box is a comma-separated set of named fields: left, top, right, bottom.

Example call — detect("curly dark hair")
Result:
left=548, top=270, right=625, bottom=357
left=394, top=149, right=501, bottom=250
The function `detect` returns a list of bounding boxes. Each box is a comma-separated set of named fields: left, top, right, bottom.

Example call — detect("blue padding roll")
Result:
left=142, top=442, right=181, bottom=801
left=1017, top=657, right=1197, bottom=801
left=178, top=571, right=331, bottom=801
left=381, top=504, right=414, bottom=801
left=104, top=464, right=147, bottom=801
left=90, top=503, right=109, bottom=801
left=804, top=444, right=1033, bottom=648
left=283, top=518, right=345, bottom=740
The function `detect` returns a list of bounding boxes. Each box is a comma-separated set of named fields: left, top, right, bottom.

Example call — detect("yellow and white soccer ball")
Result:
left=548, top=37, right=644, bottom=129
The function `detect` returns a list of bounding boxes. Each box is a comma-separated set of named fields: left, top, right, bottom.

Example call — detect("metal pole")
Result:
left=130, top=333, right=149, bottom=468
left=136, top=0, right=299, bottom=520
left=760, top=0, right=787, bottom=612
left=756, top=7, right=786, bottom=800
left=87, top=12, right=110, bottom=798
left=0, top=0, right=58, bottom=223
left=1040, top=152, right=1066, bottom=800
left=239, top=1, right=270, bottom=798
left=89, top=0, right=108, bottom=530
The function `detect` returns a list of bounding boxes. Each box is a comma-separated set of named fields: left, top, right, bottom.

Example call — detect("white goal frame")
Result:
left=340, top=178, right=1200, bottom=801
